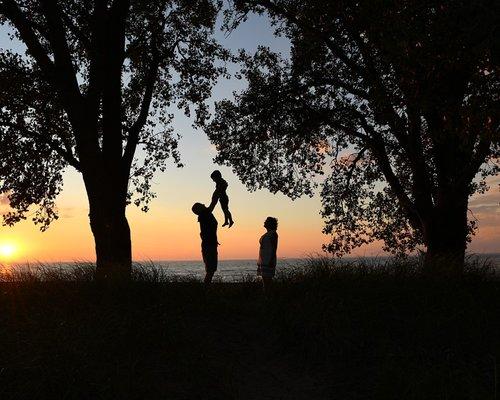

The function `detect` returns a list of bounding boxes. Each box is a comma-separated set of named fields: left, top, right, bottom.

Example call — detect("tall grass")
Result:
left=0, top=257, right=498, bottom=399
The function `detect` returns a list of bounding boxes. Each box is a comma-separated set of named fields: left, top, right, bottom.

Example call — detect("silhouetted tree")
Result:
left=0, top=0, right=226, bottom=279
left=205, top=0, right=499, bottom=272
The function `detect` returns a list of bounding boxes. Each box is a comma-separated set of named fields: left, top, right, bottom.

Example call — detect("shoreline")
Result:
left=3, top=252, right=500, bottom=264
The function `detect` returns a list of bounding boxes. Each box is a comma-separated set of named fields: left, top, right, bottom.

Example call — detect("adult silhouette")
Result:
left=191, top=202, right=218, bottom=284
left=257, top=217, right=278, bottom=292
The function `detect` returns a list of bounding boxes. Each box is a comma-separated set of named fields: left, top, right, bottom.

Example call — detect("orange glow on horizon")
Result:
left=0, top=241, right=20, bottom=261
left=0, top=171, right=497, bottom=263
left=1, top=195, right=498, bottom=263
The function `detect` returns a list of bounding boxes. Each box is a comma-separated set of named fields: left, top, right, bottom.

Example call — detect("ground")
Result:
left=0, top=261, right=499, bottom=399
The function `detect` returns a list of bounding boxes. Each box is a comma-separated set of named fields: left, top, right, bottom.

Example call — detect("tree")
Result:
left=0, top=0, right=226, bottom=279
left=205, top=0, right=499, bottom=272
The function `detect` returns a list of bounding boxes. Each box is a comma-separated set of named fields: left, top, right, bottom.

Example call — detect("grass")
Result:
left=0, top=258, right=499, bottom=399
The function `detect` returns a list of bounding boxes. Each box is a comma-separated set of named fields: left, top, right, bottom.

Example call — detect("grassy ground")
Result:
left=0, top=259, right=499, bottom=399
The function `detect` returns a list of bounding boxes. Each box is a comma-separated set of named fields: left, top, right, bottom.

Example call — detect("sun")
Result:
left=0, top=242, right=18, bottom=260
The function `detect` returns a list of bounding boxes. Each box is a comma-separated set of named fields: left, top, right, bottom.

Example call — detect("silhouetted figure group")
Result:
left=192, top=170, right=278, bottom=290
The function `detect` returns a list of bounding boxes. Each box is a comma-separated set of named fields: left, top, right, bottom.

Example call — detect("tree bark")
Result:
left=90, top=207, right=132, bottom=281
left=423, top=189, right=469, bottom=274
left=85, top=175, right=132, bottom=281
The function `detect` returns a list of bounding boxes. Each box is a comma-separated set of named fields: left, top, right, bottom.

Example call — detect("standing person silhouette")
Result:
left=257, top=217, right=279, bottom=292
left=209, top=170, right=234, bottom=228
left=192, top=202, right=218, bottom=285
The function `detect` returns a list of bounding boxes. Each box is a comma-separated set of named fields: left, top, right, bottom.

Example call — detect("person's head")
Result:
left=210, top=170, right=222, bottom=182
left=191, top=202, right=206, bottom=215
left=264, top=217, right=278, bottom=231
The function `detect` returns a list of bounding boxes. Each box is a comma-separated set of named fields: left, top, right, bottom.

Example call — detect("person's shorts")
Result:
left=202, top=245, right=218, bottom=274
left=257, top=264, right=275, bottom=278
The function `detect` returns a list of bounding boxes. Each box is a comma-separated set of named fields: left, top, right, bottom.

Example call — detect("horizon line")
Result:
left=4, top=252, right=499, bottom=265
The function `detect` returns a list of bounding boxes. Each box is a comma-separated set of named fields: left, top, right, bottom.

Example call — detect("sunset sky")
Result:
left=0, top=14, right=498, bottom=263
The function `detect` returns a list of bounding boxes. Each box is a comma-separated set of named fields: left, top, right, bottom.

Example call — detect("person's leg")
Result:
left=222, top=207, right=230, bottom=226
left=203, top=245, right=218, bottom=285
left=222, top=208, right=230, bottom=226
left=222, top=208, right=234, bottom=227
left=204, top=270, right=215, bottom=285
left=220, top=197, right=233, bottom=227
left=262, top=277, right=272, bottom=293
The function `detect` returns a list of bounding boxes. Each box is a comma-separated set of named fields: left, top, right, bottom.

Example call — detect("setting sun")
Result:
left=0, top=242, right=18, bottom=260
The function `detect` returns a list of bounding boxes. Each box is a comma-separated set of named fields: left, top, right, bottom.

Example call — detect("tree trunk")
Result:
left=423, top=189, right=469, bottom=274
left=86, top=179, right=132, bottom=281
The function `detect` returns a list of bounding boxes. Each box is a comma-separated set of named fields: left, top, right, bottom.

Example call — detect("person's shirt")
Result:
left=198, top=208, right=218, bottom=246
left=214, top=178, right=228, bottom=198
left=258, top=230, right=278, bottom=268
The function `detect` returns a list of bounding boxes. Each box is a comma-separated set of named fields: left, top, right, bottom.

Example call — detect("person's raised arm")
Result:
left=207, top=190, right=218, bottom=212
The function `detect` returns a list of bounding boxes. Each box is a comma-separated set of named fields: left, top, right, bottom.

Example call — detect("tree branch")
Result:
left=308, top=73, right=369, bottom=99
left=39, top=0, right=83, bottom=103
left=101, top=0, right=129, bottom=161
left=467, top=131, right=494, bottom=182
left=1, top=121, right=80, bottom=169
left=255, top=0, right=366, bottom=77
left=405, top=106, right=435, bottom=213
left=85, top=1, right=107, bottom=119
left=346, top=25, right=408, bottom=145
left=370, top=135, right=421, bottom=230
left=122, top=31, right=178, bottom=170
left=61, top=10, right=92, bottom=52
left=338, top=107, right=422, bottom=228
left=341, top=147, right=367, bottom=197
left=0, top=0, right=55, bottom=78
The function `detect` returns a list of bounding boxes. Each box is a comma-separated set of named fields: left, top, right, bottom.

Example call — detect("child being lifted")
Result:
left=209, top=170, right=234, bottom=228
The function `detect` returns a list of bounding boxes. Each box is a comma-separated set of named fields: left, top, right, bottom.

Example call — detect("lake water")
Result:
left=142, top=258, right=304, bottom=281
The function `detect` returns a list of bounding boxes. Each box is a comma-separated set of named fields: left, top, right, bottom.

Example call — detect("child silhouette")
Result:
left=209, top=170, right=234, bottom=228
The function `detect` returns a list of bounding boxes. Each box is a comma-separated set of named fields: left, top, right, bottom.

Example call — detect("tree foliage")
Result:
left=206, top=0, right=499, bottom=258
left=0, top=0, right=227, bottom=229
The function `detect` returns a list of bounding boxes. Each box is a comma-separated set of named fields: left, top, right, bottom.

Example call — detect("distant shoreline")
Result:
left=5, top=253, right=500, bottom=265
